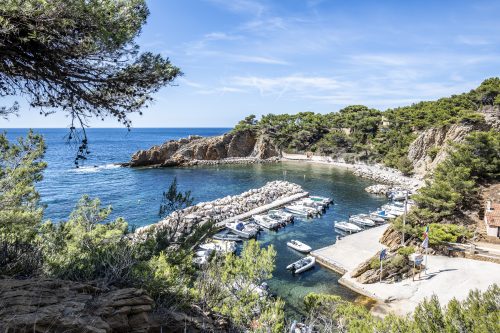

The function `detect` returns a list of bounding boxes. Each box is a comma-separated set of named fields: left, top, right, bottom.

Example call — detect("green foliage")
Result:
left=40, top=195, right=131, bottom=282
left=0, top=130, right=46, bottom=242
left=0, top=131, right=46, bottom=276
left=397, top=246, right=415, bottom=257
left=304, top=284, right=500, bottom=333
left=427, top=146, right=440, bottom=161
left=412, top=130, right=499, bottom=223
left=232, top=114, right=259, bottom=134
left=195, top=240, right=283, bottom=332
left=133, top=251, right=194, bottom=308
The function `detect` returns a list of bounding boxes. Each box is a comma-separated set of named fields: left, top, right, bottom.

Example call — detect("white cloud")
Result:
left=455, top=35, right=494, bottom=46
left=230, top=55, right=290, bottom=65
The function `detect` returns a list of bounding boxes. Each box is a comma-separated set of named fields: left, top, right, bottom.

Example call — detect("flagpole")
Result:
left=380, top=259, right=383, bottom=283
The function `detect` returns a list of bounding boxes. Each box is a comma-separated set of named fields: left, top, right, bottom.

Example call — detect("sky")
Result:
left=2, top=0, right=500, bottom=128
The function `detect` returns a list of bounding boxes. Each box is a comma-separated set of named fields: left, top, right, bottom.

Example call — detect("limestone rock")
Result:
left=129, top=130, right=280, bottom=167
left=0, top=278, right=154, bottom=333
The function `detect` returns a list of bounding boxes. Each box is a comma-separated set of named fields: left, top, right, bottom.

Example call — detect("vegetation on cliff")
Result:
left=233, top=78, right=499, bottom=174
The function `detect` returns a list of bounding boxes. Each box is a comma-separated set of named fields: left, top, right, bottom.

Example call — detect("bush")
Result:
left=427, top=146, right=440, bottom=161
left=40, top=195, right=132, bottom=283
left=397, top=246, right=415, bottom=257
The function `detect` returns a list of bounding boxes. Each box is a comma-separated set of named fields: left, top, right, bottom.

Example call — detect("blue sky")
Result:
left=2, top=0, right=500, bottom=128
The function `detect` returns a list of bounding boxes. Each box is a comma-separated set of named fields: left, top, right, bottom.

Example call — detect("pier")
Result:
left=311, top=224, right=500, bottom=316
left=216, top=191, right=308, bottom=227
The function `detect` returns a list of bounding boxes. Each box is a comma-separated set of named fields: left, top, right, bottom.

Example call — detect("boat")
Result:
left=357, top=213, right=385, bottom=223
left=195, top=249, right=212, bottom=257
left=287, top=240, right=312, bottom=253
left=268, top=209, right=294, bottom=223
left=193, top=256, right=208, bottom=266
left=371, top=210, right=396, bottom=220
left=289, top=321, right=312, bottom=333
left=349, top=215, right=375, bottom=227
left=381, top=204, right=404, bottom=216
left=284, top=205, right=314, bottom=217
left=291, top=204, right=319, bottom=215
left=389, top=191, right=408, bottom=201
left=334, top=221, right=362, bottom=233
left=252, top=214, right=281, bottom=229
left=296, top=198, right=325, bottom=212
left=199, top=240, right=236, bottom=253
left=213, top=230, right=243, bottom=242
left=309, top=195, right=333, bottom=205
left=225, top=221, right=259, bottom=238
left=286, top=256, right=316, bottom=274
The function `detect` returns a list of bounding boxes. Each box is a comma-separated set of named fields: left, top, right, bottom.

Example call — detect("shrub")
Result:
left=397, top=246, right=415, bottom=257
left=427, top=146, right=440, bottom=161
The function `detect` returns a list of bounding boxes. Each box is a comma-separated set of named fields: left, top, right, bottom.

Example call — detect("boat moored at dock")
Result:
left=225, top=221, right=259, bottom=238
left=286, top=256, right=316, bottom=274
left=334, top=221, right=362, bottom=234
left=287, top=240, right=312, bottom=253
left=252, top=214, right=281, bottom=229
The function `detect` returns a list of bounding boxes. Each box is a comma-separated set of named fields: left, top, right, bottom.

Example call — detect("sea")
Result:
left=2, top=128, right=388, bottom=316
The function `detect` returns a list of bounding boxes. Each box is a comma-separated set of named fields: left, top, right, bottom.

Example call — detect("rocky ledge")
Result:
left=134, top=180, right=304, bottom=241
left=128, top=130, right=280, bottom=167
left=351, top=164, right=423, bottom=190
left=0, top=278, right=154, bottom=333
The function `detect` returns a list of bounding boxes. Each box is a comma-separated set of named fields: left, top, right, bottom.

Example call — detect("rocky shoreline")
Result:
left=134, top=180, right=304, bottom=241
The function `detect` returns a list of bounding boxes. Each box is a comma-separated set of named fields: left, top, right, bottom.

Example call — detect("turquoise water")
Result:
left=2, top=128, right=387, bottom=315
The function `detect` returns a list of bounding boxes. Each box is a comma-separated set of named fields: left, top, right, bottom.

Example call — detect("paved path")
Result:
left=216, top=192, right=309, bottom=227
left=311, top=224, right=500, bottom=316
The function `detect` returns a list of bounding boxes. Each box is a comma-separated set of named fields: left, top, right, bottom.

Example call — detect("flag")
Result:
left=380, top=249, right=387, bottom=260
left=421, top=225, right=429, bottom=248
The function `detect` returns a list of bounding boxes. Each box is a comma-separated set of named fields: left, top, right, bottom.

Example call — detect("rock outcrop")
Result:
left=0, top=278, right=154, bottom=333
left=129, top=130, right=280, bottom=167
left=407, top=124, right=476, bottom=177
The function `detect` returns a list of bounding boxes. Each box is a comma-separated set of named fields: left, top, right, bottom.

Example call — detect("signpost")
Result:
left=379, top=249, right=387, bottom=283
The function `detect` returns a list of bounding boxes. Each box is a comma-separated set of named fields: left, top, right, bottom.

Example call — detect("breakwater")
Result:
left=134, top=180, right=306, bottom=239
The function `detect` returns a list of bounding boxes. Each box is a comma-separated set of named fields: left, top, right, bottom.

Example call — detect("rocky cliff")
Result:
left=128, top=130, right=280, bottom=167
left=407, top=124, right=476, bottom=177
left=407, top=106, right=498, bottom=177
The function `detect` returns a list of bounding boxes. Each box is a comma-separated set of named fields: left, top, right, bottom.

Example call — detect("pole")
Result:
left=380, top=259, right=383, bottom=283
left=424, top=247, right=428, bottom=275
left=402, top=190, right=408, bottom=246
left=413, top=259, right=416, bottom=281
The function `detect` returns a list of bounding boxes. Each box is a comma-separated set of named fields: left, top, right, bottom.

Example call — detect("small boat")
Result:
left=349, top=215, right=375, bottom=227
left=286, top=256, right=316, bottom=274
left=334, top=221, right=362, bottom=233
left=371, top=210, right=396, bottom=220
left=225, top=221, right=259, bottom=238
left=289, top=321, right=312, bottom=333
left=199, top=240, right=236, bottom=253
left=359, top=213, right=385, bottom=223
left=292, top=204, right=319, bottom=215
left=195, top=249, right=212, bottom=257
left=193, top=256, right=208, bottom=266
left=287, top=240, right=312, bottom=253
left=284, top=205, right=313, bottom=217
left=381, top=204, right=404, bottom=216
left=253, top=214, right=281, bottom=229
left=268, top=209, right=294, bottom=223
left=213, top=230, right=243, bottom=242
left=296, top=198, right=325, bottom=212
left=309, top=196, right=333, bottom=205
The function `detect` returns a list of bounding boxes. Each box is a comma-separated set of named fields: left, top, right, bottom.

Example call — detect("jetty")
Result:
left=216, top=192, right=308, bottom=227
left=134, top=180, right=308, bottom=239
left=311, top=224, right=500, bottom=316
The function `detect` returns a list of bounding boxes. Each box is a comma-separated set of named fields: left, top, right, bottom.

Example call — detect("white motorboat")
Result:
left=193, top=256, right=208, bottom=266
left=213, top=230, right=243, bottom=242
left=286, top=256, right=316, bottom=274
left=284, top=205, right=314, bottom=217
left=349, top=215, right=375, bottom=227
left=268, top=209, right=294, bottom=222
left=199, top=240, right=236, bottom=253
left=296, top=199, right=325, bottom=212
left=225, top=221, right=259, bottom=238
left=195, top=249, right=212, bottom=257
left=287, top=240, right=312, bottom=253
left=334, top=221, right=362, bottom=233
left=252, top=214, right=281, bottom=229
left=381, top=204, right=404, bottom=216
left=357, top=213, right=385, bottom=223
left=309, top=196, right=333, bottom=206
left=371, top=210, right=396, bottom=220
left=292, top=204, right=319, bottom=215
